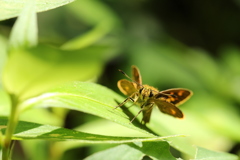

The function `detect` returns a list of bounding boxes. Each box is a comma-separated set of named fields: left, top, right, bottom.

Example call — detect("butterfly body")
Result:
left=115, top=65, right=192, bottom=124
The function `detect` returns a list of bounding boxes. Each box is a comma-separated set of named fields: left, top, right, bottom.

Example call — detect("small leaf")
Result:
left=84, top=142, right=176, bottom=160
left=9, top=1, right=38, bottom=49
left=0, top=0, right=75, bottom=21
left=193, top=147, right=238, bottom=160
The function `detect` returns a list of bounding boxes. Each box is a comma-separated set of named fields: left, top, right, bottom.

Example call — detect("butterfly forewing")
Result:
left=117, top=79, right=137, bottom=96
left=159, top=89, right=192, bottom=106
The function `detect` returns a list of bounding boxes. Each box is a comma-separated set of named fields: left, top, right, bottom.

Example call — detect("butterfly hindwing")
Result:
left=153, top=99, right=184, bottom=118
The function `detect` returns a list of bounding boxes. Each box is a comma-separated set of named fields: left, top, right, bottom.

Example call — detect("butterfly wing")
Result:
left=117, top=79, right=137, bottom=96
left=132, top=65, right=142, bottom=85
left=153, top=99, right=184, bottom=118
left=159, top=88, right=192, bottom=106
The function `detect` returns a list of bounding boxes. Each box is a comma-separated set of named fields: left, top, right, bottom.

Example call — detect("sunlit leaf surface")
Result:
left=0, top=0, right=74, bottom=21
left=193, top=147, right=238, bottom=160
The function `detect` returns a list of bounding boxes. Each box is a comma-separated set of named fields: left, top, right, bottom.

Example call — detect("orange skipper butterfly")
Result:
left=115, top=65, right=193, bottom=124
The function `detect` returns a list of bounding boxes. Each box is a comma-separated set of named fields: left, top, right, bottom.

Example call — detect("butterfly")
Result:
left=114, top=65, right=193, bottom=124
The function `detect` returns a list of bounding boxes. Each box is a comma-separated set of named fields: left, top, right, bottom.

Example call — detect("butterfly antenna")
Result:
left=118, top=69, right=132, bottom=80
left=118, top=69, right=142, bottom=87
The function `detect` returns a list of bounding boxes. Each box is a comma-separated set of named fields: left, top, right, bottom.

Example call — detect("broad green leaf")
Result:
left=0, top=0, right=74, bottom=21
left=9, top=1, right=38, bottom=49
left=193, top=147, right=238, bottom=160
left=85, top=142, right=176, bottom=160
left=19, top=81, right=187, bottom=140
left=0, top=117, right=179, bottom=143
left=2, top=44, right=117, bottom=100
left=19, top=82, right=158, bottom=136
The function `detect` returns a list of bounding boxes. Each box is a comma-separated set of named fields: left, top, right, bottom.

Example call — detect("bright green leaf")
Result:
left=9, top=1, right=38, bottom=49
left=19, top=81, right=187, bottom=139
left=193, top=147, right=238, bottom=160
left=19, top=82, right=156, bottom=136
left=0, top=0, right=74, bottom=21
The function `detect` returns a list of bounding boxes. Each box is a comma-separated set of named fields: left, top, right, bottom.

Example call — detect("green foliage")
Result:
left=0, top=0, right=239, bottom=160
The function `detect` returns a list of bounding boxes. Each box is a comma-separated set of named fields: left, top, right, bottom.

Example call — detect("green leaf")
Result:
left=193, top=147, right=238, bottom=160
left=2, top=44, right=117, bottom=100
left=9, top=1, right=38, bottom=49
left=0, top=0, right=74, bottom=21
left=19, top=82, right=158, bottom=136
left=84, top=142, right=176, bottom=160
left=18, top=81, right=185, bottom=139
left=0, top=117, right=178, bottom=143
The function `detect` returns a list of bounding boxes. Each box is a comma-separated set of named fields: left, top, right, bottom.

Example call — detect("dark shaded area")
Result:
left=61, top=147, right=89, bottom=160
left=229, top=143, right=240, bottom=155
left=103, top=0, right=240, bottom=55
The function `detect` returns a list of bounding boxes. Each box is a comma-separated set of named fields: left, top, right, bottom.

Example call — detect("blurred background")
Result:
left=1, top=0, right=240, bottom=159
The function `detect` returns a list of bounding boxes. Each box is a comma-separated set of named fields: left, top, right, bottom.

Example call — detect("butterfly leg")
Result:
left=114, top=93, right=138, bottom=109
left=129, top=102, right=153, bottom=124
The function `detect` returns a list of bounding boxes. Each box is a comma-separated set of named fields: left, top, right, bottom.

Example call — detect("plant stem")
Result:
left=2, top=94, right=19, bottom=160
